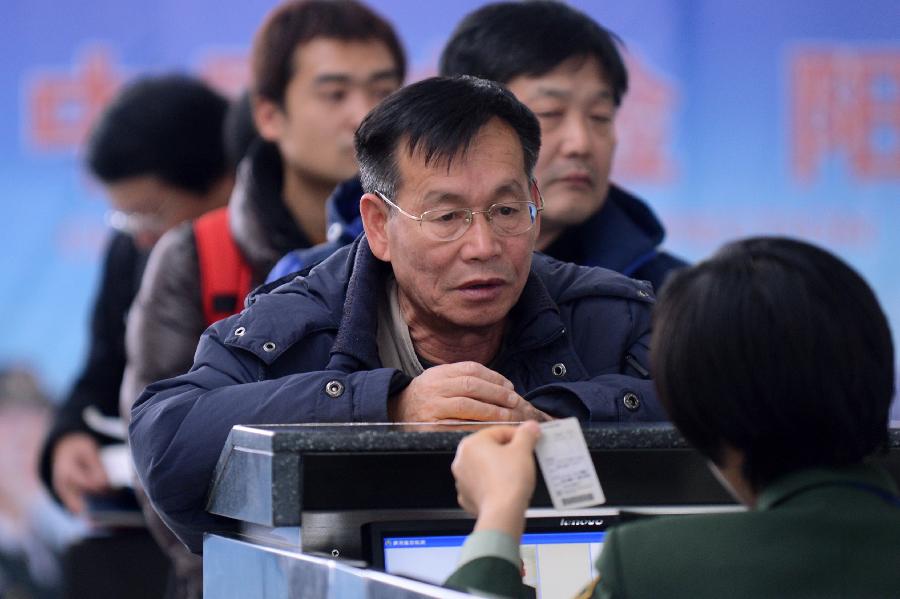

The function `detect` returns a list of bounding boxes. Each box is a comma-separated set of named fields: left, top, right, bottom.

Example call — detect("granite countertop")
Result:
left=209, top=423, right=900, bottom=533
left=228, top=422, right=900, bottom=454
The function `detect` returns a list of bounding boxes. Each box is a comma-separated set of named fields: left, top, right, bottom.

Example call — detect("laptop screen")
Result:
left=367, top=517, right=614, bottom=598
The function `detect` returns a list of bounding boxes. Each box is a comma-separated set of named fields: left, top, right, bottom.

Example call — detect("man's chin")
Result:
left=442, top=309, right=510, bottom=333
left=541, top=192, right=603, bottom=225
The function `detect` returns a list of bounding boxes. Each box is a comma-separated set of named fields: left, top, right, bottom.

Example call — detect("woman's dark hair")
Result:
left=652, top=237, right=894, bottom=491
left=355, top=76, right=541, bottom=198
left=86, top=74, right=229, bottom=194
left=439, top=1, right=628, bottom=106
left=252, top=0, right=406, bottom=106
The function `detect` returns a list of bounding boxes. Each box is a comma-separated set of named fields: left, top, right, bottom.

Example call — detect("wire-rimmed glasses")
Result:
left=374, top=187, right=543, bottom=242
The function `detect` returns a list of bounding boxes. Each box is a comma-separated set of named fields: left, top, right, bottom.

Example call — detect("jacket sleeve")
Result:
left=128, top=324, right=402, bottom=554
left=445, top=557, right=528, bottom=598
left=39, top=232, right=140, bottom=501
left=119, top=224, right=206, bottom=422
left=525, top=293, right=666, bottom=423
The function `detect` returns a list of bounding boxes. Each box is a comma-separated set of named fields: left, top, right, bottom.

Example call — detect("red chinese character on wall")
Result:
left=197, top=50, right=250, bottom=98
left=614, top=52, right=678, bottom=185
left=791, top=46, right=900, bottom=183
left=26, top=46, right=124, bottom=152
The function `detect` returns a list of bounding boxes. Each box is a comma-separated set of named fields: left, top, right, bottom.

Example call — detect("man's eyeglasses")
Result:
left=374, top=186, right=543, bottom=242
left=105, top=200, right=170, bottom=236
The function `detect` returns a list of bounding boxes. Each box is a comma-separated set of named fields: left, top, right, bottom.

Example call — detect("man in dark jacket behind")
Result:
left=129, top=76, right=668, bottom=555
left=440, top=2, right=685, bottom=289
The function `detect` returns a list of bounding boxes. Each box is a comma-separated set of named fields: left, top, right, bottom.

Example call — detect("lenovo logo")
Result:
left=559, top=518, right=604, bottom=527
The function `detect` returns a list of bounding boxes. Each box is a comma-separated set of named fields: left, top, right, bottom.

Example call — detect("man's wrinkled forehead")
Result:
left=392, top=121, right=526, bottom=191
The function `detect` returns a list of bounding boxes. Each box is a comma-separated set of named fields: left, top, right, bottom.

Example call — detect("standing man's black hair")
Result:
left=86, top=74, right=230, bottom=194
left=355, top=76, right=541, bottom=198
left=652, top=237, right=895, bottom=492
left=251, top=0, right=406, bottom=106
left=439, top=1, right=628, bottom=105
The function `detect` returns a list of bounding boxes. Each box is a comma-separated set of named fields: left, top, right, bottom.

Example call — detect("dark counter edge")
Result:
left=218, top=422, right=694, bottom=454
left=207, top=424, right=900, bottom=527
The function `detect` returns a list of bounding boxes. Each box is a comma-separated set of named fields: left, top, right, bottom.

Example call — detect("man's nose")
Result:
left=348, top=91, right=377, bottom=129
left=559, top=113, right=593, bottom=157
left=460, top=212, right=501, bottom=260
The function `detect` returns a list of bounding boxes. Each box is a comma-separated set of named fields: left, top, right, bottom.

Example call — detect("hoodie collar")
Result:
left=544, top=184, right=666, bottom=275
left=229, top=140, right=311, bottom=277
left=324, top=177, right=365, bottom=244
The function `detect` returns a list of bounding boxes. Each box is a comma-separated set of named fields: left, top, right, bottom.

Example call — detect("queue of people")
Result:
left=34, top=1, right=898, bottom=598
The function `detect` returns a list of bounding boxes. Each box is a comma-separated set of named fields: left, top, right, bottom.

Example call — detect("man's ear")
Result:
left=530, top=178, right=543, bottom=242
left=360, top=193, right=391, bottom=261
left=252, top=95, right=284, bottom=143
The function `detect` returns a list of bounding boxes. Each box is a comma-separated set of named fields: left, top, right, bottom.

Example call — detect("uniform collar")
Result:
left=755, top=463, right=899, bottom=511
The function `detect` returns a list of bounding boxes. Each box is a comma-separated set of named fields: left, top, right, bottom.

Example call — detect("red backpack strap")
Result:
left=193, top=207, right=254, bottom=327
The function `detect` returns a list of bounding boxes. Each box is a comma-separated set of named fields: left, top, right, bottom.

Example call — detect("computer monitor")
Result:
left=365, top=516, right=618, bottom=598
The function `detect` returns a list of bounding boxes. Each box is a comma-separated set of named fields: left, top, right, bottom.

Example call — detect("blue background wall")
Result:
left=1, top=1, right=897, bottom=417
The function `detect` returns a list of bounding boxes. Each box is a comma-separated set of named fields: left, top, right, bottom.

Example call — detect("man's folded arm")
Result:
left=527, top=299, right=665, bottom=422
left=128, top=327, right=402, bottom=553
left=526, top=375, right=663, bottom=422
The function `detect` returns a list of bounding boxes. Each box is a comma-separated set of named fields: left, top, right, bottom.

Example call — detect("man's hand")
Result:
left=51, top=432, right=110, bottom=514
left=451, top=422, right=542, bottom=539
left=388, top=361, right=549, bottom=422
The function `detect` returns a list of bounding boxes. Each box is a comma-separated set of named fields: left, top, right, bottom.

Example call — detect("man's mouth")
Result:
left=456, top=278, right=507, bottom=299
left=557, top=172, right=594, bottom=187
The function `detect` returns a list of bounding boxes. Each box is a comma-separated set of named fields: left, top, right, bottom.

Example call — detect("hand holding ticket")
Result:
left=534, top=417, right=606, bottom=509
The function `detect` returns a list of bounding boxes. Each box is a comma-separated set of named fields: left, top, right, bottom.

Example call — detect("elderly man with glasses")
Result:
left=129, top=76, right=666, bottom=554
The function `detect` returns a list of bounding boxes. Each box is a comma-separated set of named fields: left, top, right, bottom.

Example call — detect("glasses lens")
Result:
left=422, top=209, right=472, bottom=240
left=105, top=210, right=167, bottom=235
left=489, top=202, right=536, bottom=236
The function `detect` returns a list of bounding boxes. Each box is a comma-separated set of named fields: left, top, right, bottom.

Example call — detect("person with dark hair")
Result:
left=119, top=0, right=403, bottom=414
left=129, top=75, right=666, bottom=555
left=446, top=236, right=900, bottom=598
left=86, top=74, right=234, bottom=250
left=119, top=0, right=405, bottom=417
left=38, top=74, right=232, bottom=599
left=440, top=1, right=685, bottom=290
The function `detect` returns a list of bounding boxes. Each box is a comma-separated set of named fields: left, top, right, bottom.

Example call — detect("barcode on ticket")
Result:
left=562, top=493, right=598, bottom=506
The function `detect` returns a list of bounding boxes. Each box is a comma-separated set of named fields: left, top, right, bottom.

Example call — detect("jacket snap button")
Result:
left=325, top=380, right=344, bottom=398
left=623, top=392, right=641, bottom=411
left=234, top=327, right=246, bottom=337
left=262, top=341, right=276, bottom=352
left=637, top=289, right=650, bottom=298
left=551, top=363, right=567, bottom=377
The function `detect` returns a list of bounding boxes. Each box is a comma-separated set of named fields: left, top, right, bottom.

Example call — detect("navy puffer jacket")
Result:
left=130, top=235, right=665, bottom=553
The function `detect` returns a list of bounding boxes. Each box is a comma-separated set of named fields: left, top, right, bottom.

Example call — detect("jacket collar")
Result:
left=545, top=184, right=667, bottom=275
left=329, top=236, right=390, bottom=369
left=756, top=463, right=900, bottom=511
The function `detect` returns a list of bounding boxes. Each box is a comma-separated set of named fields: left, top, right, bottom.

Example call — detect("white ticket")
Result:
left=534, top=417, right=605, bottom=509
